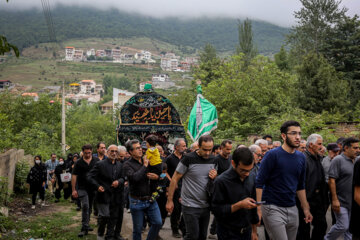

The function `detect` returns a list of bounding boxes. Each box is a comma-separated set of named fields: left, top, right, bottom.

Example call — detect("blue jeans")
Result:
left=129, top=197, right=162, bottom=240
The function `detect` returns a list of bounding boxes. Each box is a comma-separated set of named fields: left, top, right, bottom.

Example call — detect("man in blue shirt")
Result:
left=256, top=120, right=313, bottom=240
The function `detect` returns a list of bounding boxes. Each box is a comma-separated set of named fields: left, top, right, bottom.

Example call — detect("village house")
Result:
left=73, top=50, right=84, bottom=62
left=96, top=50, right=105, bottom=57
left=21, top=92, right=39, bottom=101
left=112, top=49, right=121, bottom=62
left=152, top=74, right=175, bottom=89
left=65, top=47, right=75, bottom=61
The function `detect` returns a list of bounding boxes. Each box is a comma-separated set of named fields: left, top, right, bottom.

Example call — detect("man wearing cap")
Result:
left=322, top=143, right=340, bottom=183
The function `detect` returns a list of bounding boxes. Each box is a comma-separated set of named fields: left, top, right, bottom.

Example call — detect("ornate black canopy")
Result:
left=117, top=91, right=186, bottom=146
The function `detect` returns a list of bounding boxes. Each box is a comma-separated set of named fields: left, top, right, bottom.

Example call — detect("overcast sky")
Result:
left=1, top=0, right=359, bottom=27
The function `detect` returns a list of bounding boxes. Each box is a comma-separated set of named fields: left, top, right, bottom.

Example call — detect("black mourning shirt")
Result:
left=123, top=157, right=151, bottom=197
left=72, top=157, right=99, bottom=191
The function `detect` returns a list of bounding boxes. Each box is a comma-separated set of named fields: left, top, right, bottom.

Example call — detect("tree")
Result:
left=203, top=54, right=297, bottom=138
left=236, top=18, right=257, bottom=67
left=288, top=0, right=346, bottom=59
left=193, top=44, right=222, bottom=86
left=274, top=46, right=289, bottom=71
left=322, top=15, right=360, bottom=105
left=296, top=52, right=349, bottom=113
left=0, top=0, right=19, bottom=57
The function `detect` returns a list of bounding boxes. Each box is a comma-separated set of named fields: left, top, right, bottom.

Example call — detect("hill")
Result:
left=0, top=5, right=289, bottom=55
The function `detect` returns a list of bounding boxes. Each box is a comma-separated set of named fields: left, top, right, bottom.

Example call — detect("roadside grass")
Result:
left=2, top=197, right=97, bottom=240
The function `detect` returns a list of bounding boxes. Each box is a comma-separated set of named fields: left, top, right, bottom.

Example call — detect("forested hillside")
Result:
left=0, top=5, right=289, bottom=55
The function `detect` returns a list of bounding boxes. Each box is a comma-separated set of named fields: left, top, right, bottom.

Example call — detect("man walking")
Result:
left=212, top=147, right=258, bottom=240
left=325, top=137, right=360, bottom=240
left=322, top=143, right=340, bottom=182
left=209, top=139, right=232, bottom=237
left=297, top=134, right=328, bottom=240
left=166, top=135, right=217, bottom=240
left=88, top=145, right=125, bottom=240
left=256, top=120, right=312, bottom=240
left=123, top=139, right=162, bottom=240
left=72, top=144, right=99, bottom=237
left=165, top=138, right=187, bottom=238
left=45, top=153, right=58, bottom=194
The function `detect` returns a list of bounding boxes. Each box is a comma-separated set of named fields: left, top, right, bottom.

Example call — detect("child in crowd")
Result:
left=145, top=135, right=163, bottom=201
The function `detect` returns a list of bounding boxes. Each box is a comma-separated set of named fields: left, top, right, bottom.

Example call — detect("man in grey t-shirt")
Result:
left=325, top=137, right=360, bottom=240
left=322, top=143, right=340, bottom=182
left=166, top=135, right=217, bottom=240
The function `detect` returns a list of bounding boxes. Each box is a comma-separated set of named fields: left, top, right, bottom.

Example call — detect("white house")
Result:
left=65, top=47, right=75, bottom=61
left=80, top=80, right=96, bottom=94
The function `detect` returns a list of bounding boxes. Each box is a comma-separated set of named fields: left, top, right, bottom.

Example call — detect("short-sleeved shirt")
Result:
left=176, top=151, right=216, bottom=208
left=72, top=157, right=99, bottom=191
left=214, top=154, right=231, bottom=176
left=322, top=156, right=332, bottom=182
left=328, top=153, right=355, bottom=210
left=350, top=159, right=360, bottom=236
left=45, top=159, right=59, bottom=172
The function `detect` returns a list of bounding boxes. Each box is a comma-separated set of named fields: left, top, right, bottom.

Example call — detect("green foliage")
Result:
left=288, top=0, right=346, bottom=57
left=13, top=160, right=30, bottom=194
left=103, top=75, right=135, bottom=95
left=0, top=35, right=19, bottom=57
left=274, top=46, right=289, bottom=71
left=0, top=6, right=288, bottom=55
left=236, top=18, right=258, bottom=67
left=322, top=15, right=360, bottom=106
left=0, top=176, right=10, bottom=207
left=203, top=54, right=297, bottom=138
left=193, top=44, right=222, bottom=86
left=0, top=113, right=14, bottom=152
left=296, top=52, right=349, bottom=113
left=66, top=103, right=116, bottom=152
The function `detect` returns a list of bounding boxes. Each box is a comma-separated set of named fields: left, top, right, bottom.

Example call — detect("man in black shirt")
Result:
left=165, top=138, right=187, bottom=238
left=123, top=139, right=162, bottom=240
left=72, top=144, right=99, bottom=237
left=209, top=140, right=232, bottom=238
left=297, top=134, right=328, bottom=240
left=88, top=144, right=125, bottom=240
left=212, top=147, right=258, bottom=240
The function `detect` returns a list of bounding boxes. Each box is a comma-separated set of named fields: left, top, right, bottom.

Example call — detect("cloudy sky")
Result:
left=1, top=0, right=359, bottom=27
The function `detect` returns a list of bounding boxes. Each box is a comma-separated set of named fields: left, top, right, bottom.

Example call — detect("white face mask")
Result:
left=35, top=160, right=41, bottom=164
left=59, top=161, right=64, bottom=165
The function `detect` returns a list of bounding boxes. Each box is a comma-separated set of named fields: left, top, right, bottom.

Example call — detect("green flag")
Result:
left=187, top=85, right=218, bottom=142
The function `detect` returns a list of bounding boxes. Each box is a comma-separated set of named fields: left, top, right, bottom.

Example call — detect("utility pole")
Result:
left=61, top=80, right=66, bottom=155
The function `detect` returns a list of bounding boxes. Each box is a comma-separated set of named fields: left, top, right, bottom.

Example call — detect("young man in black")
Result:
left=72, top=144, right=99, bottom=237
left=88, top=144, right=125, bottom=240
left=212, top=147, right=258, bottom=240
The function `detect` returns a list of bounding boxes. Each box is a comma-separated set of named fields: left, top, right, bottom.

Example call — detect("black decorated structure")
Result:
left=117, top=91, right=186, bottom=146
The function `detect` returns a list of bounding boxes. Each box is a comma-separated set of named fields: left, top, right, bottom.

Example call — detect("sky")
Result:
left=1, top=0, right=359, bottom=27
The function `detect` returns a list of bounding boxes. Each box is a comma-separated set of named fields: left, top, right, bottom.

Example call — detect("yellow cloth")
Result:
left=146, top=147, right=162, bottom=166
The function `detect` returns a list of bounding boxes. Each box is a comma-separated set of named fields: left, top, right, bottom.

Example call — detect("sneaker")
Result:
left=87, top=227, right=94, bottom=232
left=127, top=209, right=130, bottom=213
left=78, top=230, right=88, bottom=237
left=31, top=205, right=36, bottom=209
left=41, top=200, right=49, bottom=207
left=208, top=234, right=217, bottom=239
left=97, top=235, right=105, bottom=240
left=76, top=206, right=81, bottom=211
left=172, top=232, right=182, bottom=238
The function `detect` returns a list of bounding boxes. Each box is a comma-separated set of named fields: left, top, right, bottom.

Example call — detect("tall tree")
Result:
left=274, top=46, right=290, bottom=71
left=288, top=0, right=346, bottom=60
left=322, top=15, right=360, bottom=105
left=236, top=18, right=257, bottom=66
left=0, top=0, right=19, bottom=57
left=296, top=52, right=349, bottom=113
left=193, top=43, right=222, bottom=86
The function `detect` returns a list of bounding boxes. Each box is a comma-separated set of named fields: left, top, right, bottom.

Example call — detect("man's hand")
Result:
left=124, top=181, right=128, bottom=187
left=98, top=186, right=105, bottom=192
left=111, top=180, right=119, bottom=188
left=147, top=173, right=159, bottom=180
left=51, top=178, right=55, bottom=184
left=332, top=199, right=341, bottom=213
left=143, top=156, right=149, bottom=167
left=257, top=207, right=262, bottom=226
left=72, top=190, right=78, bottom=198
left=303, top=208, right=313, bottom=223
left=42, top=182, right=45, bottom=187
left=209, top=169, right=217, bottom=180
left=239, top=198, right=257, bottom=209
left=166, top=200, right=174, bottom=214
left=251, top=231, right=258, bottom=240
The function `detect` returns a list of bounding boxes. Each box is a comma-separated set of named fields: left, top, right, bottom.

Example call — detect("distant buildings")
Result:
left=66, top=80, right=104, bottom=104
left=160, top=53, right=199, bottom=72
left=21, top=92, right=39, bottom=101
left=40, top=86, right=61, bottom=94
left=65, top=47, right=75, bottom=61
left=0, top=80, right=13, bottom=90
left=100, top=88, right=136, bottom=114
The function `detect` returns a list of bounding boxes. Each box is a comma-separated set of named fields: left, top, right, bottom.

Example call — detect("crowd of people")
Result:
left=25, top=120, right=360, bottom=240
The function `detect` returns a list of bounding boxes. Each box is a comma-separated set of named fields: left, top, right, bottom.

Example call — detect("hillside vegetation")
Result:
left=0, top=5, right=289, bottom=55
